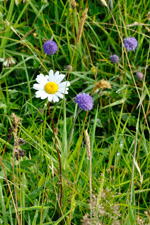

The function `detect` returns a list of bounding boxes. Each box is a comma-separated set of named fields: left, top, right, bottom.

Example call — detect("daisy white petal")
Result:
left=48, top=95, right=53, bottom=102
left=41, top=93, right=48, bottom=99
left=55, top=92, right=64, bottom=99
left=35, top=90, right=45, bottom=97
left=45, top=75, right=49, bottom=80
left=52, top=94, right=59, bottom=102
left=33, top=84, right=44, bottom=90
left=53, top=71, right=60, bottom=80
left=58, top=87, right=68, bottom=93
left=58, top=87, right=69, bottom=94
left=36, top=76, right=47, bottom=85
left=54, top=75, right=65, bottom=84
left=37, top=73, right=44, bottom=78
left=36, top=74, right=46, bottom=81
left=49, top=70, right=54, bottom=81
left=58, top=81, right=70, bottom=88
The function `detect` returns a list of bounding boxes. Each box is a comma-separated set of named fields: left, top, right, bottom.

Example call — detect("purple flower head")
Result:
left=124, top=37, right=138, bottom=51
left=75, top=93, right=94, bottom=111
left=110, top=54, right=119, bottom=63
left=43, top=40, right=58, bottom=55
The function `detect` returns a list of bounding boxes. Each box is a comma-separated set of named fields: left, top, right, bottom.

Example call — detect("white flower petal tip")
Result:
left=66, top=81, right=70, bottom=87
left=33, top=70, right=70, bottom=103
left=33, top=84, right=42, bottom=90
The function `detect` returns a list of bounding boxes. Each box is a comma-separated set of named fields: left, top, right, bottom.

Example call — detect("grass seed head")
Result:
left=76, top=8, right=88, bottom=47
left=71, top=0, right=77, bottom=9
left=85, top=129, right=90, bottom=159
left=15, top=149, right=25, bottom=160
left=92, top=79, right=111, bottom=95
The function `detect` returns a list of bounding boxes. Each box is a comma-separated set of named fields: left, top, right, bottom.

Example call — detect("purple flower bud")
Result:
left=6, top=133, right=12, bottom=142
left=124, top=37, right=138, bottom=51
left=136, top=72, right=143, bottom=80
left=65, top=65, right=73, bottom=71
left=110, top=54, right=119, bottom=63
left=75, top=93, right=94, bottom=111
left=43, top=40, right=58, bottom=55
left=15, top=149, right=25, bottom=160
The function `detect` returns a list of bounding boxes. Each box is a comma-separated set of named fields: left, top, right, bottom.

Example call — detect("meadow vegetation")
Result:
left=0, top=0, right=150, bottom=224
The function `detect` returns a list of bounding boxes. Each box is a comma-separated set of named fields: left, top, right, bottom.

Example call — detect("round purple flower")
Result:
left=136, top=72, right=143, bottom=80
left=110, top=54, right=119, bottom=63
left=43, top=40, right=58, bottom=55
left=75, top=93, right=94, bottom=111
left=124, top=37, right=138, bottom=51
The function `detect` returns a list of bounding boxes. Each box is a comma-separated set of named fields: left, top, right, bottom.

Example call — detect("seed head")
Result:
left=8, top=127, right=13, bottom=133
left=6, top=133, right=12, bottom=142
left=85, top=130, right=90, bottom=159
left=18, top=138, right=25, bottom=145
left=15, top=149, right=25, bottom=160
left=91, top=79, right=111, bottom=95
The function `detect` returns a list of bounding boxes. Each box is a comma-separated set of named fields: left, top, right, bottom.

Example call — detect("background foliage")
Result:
left=0, top=0, right=150, bottom=224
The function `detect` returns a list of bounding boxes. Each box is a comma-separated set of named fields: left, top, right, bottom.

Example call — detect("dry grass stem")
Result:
left=85, top=130, right=92, bottom=221
left=12, top=113, right=21, bottom=225
left=12, top=113, right=21, bottom=150
left=133, top=158, right=143, bottom=184
left=85, top=129, right=91, bottom=159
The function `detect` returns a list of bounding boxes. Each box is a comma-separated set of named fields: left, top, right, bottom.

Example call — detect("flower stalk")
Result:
left=47, top=102, right=63, bottom=210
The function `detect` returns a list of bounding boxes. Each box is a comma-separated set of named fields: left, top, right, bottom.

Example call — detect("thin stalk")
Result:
left=130, top=105, right=141, bottom=204
left=69, top=110, right=89, bottom=223
left=67, top=108, right=80, bottom=151
left=0, top=158, right=20, bottom=225
left=89, top=153, right=92, bottom=221
left=12, top=147, right=20, bottom=225
left=47, top=102, right=63, bottom=210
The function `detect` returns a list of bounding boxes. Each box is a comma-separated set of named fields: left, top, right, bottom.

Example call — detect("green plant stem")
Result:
left=89, top=153, right=92, bottom=221
left=0, top=158, right=20, bottom=225
left=12, top=149, right=21, bottom=225
left=69, top=110, right=89, bottom=224
left=67, top=108, right=80, bottom=151
left=47, top=102, right=63, bottom=211
left=130, top=105, right=141, bottom=204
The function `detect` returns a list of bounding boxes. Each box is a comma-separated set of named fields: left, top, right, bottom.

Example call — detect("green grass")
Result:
left=0, top=0, right=150, bottom=224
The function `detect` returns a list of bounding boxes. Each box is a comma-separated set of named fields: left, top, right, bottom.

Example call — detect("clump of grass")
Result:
left=0, top=0, right=150, bottom=224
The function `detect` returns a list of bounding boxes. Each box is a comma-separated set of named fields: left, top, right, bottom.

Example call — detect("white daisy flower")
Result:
left=33, top=70, right=70, bottom=103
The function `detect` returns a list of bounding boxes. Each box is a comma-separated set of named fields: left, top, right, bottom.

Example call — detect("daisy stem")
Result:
left=47, top=102, right=63, bottom=211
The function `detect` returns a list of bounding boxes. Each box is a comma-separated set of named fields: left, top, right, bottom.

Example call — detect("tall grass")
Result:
left=0, top=0, right=150, bottom=224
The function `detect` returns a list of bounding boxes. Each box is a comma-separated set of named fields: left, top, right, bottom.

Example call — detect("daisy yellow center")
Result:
left=44, top=82, right=58, bottom=94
